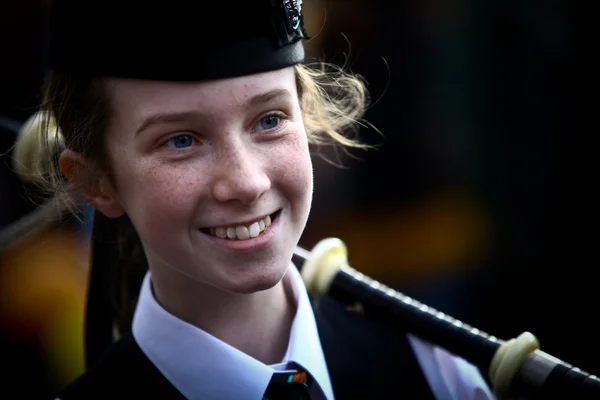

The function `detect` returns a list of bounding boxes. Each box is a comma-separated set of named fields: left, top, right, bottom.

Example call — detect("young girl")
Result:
left=31, top=0, right=495, bottom=398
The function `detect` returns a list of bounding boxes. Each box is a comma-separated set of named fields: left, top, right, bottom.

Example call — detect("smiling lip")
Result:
left=198, top=210, right=281, bottom=252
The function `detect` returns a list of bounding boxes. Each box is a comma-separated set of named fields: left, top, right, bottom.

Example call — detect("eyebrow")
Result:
left=134, top=88, right=293, bottom=136
left=243, top=88, right=293, bottom=110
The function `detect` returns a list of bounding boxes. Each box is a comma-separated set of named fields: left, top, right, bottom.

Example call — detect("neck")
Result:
left=151, top=268, right=296, bottom=365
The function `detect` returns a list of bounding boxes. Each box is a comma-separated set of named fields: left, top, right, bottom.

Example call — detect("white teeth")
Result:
left=208, top=214, right=274, bottom=241
left=226, top=227, right=236, bottom=239
left=249, top=222, right=260, bottom=238
left=236, top=226, right=250, bottom=240
left=215, top=227, right=227, bottom=239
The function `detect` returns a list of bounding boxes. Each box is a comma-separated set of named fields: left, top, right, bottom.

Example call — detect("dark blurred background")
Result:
left=1, top=0, right=590, bottom=398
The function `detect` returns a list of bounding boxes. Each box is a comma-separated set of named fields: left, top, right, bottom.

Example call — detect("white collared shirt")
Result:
left=132, top=264, right=495, bottom=400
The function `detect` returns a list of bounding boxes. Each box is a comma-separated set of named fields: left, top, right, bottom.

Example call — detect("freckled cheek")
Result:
left=119, top=166, right=207, bottom=228
left=270, top=139, right=313, bottom=207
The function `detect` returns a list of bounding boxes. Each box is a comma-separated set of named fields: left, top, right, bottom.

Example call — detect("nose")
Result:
left=211, top=142, right=271, bottom=204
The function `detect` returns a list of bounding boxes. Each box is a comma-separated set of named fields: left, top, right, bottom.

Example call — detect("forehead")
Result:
left=104, top=67, right=298, bottom=126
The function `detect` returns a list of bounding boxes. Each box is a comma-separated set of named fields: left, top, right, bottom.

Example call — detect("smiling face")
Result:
left=101, top=67, right=313, bottom=295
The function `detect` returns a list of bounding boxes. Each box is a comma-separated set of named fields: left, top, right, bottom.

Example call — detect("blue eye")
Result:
left=259, top=115, right=280, bottom=130
left=166, top=134, right=196, bottom=149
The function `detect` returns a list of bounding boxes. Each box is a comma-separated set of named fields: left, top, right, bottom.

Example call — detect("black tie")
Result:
left=262, top=368, right=313, bottom=400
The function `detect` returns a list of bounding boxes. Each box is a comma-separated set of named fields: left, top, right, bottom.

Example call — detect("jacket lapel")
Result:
left=311, top=295, right=436, bottom=399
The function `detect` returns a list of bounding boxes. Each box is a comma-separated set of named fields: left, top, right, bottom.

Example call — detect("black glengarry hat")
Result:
left=48, top=0, right=308, bottom=81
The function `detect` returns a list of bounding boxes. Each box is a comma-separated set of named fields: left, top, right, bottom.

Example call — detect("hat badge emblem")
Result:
left=282, top=0, right=303, bottom=30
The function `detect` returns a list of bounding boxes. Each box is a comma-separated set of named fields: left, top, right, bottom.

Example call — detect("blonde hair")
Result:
left=296, top=63, right=372, bottom=149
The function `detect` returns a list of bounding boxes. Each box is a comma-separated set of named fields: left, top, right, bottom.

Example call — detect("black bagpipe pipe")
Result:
left=293, top=238, right=600, bottom=400
left=2, top=112, right=599, bottom=400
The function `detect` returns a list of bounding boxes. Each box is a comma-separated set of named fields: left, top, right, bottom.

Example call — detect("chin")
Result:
left=220, top=266, right=288, bottom=295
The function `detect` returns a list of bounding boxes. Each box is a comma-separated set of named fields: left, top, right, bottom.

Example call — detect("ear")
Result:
left=59, top=149, right=125, bottom=218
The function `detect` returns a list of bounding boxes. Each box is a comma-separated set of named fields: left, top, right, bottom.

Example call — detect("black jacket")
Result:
left=56, top=295, right=435, bottom=399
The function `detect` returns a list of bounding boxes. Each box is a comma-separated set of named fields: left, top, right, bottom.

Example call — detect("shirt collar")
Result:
left=279, top=264, right=335, bottom=399
left=132, top=263, right=334, bottom=400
